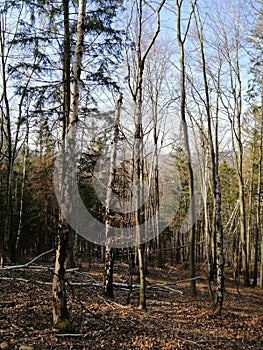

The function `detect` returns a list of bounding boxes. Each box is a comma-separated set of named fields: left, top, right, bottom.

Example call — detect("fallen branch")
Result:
left=164, top=275, right=208, bottom=285
left=0, top=275, right=184, bottom=295
left=0, top=249, right=55, bottom=270
left=0, top=276, right=102, bottom=287
left=0, top=276, right=52, bottom=285
left=113, top=281, right=184, bottom=294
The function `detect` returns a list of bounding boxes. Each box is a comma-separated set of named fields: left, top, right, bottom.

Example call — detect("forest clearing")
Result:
left=0, top=256, right=262, bottom=350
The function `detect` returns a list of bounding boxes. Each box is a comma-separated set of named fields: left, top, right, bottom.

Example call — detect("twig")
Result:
left=55, top=333, right=82, bottom=337
left=99, top=295, right=131, bottom=311
left=173, top=333, right=204, bottom=348
left=148, top=284, right=184, bottom=295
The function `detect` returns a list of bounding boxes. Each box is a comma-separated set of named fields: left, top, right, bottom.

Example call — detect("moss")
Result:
left=54, top=318, right=75, bottom=333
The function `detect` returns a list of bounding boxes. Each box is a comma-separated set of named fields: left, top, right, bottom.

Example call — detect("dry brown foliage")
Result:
left=0, top=260, right=262, bottom=349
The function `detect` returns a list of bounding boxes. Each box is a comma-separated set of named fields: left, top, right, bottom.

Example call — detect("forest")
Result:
left=0, top=0, right=263, bottom=349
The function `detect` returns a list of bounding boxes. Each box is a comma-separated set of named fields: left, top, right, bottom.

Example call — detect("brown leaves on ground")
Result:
left=0, top=260, right=262, bottom=349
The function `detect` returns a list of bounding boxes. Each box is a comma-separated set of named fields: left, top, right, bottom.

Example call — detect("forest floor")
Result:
left=0, top=257, right=263, bottom=350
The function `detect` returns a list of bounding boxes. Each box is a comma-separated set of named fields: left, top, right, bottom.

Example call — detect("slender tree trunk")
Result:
left=103, top=92, right=122, bottom=298
left=247, top=136, right=256, bottom=271
left=252, top=121, right=262, bottom=287
left=259, top=67, right=263, bottom=289
left=203, top=154, right=214, bottom=282
left=239, top=176, right=250, bottom=286
left=176, top=0, right=197, bottom=295
left=15, top=123, right=29, bottom=254
left=62, top=0, right=77, bottom=269
left=260, top=232, right=263, bottom=288
left=52, top=222, right=70, bottom=328
left=1, top=15, right=13, bottom=264
left=212, top=78, right=225, bottom=314
left=134, top=87, right=146, bottom=309
left=127, top=0, right=165, bottom=310
left=252, top=73, right=263, bottom=287
left=190, top=1, right=224, bottom=311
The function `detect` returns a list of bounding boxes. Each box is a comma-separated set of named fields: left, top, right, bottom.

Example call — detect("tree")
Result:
left=144, top=43, right=172, bottom=268
left=52, top=0, right=86, bottom=330
left=175, top=0, right=197, bottom=296
left=253, top=106, right=262, bottom=287
left=103, top=91, right=123, bottom=298
left=0, top=4, right=40, bottom=264
left=248, top=4, right=263, bottom=287
left=184, top=0, right=225, bottom=311
left=125, top=0, right=166, bottom=310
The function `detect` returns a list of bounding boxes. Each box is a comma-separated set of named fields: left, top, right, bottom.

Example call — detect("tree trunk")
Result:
left=176, top=0, right=197, bottom=295
left=103, top=92, right=122, bottom=298
left=15, top=123, right=29, bottom=254
left=138, top=243, right=146, bottom=310
left=127, top=0, right=165, bottom=310
left=52, top=221, right=71, bottom=330
left=213, top=174, right=224, bottom=314
left=62, top=0, right=77, bottom=270
left=190, top=1, right=224, bottom=311
left=252, top=107, right=262, bottom=287
left=239, top=180, right=250, bottom=286
left=259, top=67, right=263, bottom=289
left=0, top=15, right=13, bottom=264
left=52, top=0, right=86, bottom=329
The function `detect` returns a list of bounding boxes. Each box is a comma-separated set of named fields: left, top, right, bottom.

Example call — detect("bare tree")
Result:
left=189, top=0, right=225, bottom=311
left=52, top=0, right=86, bottom=329
left=217, top=7, right=250, bottom=286
left=175, top=0, right=197, bottom=295
left=0, top=7, right=38, bottom=265
left=125, top=0, right=166, bottom=309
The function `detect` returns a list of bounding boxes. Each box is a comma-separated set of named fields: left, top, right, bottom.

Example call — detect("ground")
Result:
left=0, top=259, right=262, bottom=349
